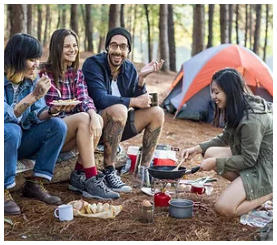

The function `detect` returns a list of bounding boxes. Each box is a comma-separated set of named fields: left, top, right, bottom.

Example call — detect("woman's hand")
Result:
left=32, top=75, right=51, bottom=100
left=181, top=145, right=202, bottom=161
left=88, top=110, right=102, bottom=138
left=199, top=158, right=216, bottom=171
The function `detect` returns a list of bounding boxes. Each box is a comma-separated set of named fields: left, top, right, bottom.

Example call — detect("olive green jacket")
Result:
left=199, top=95, right=272, bottom=200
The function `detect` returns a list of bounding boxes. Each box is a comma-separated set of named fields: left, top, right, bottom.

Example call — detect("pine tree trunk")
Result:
left=98, top=35, right=105, bottom=53
left=37, top=5, right=42, bottom=41
left=70, top=4, right=79, bottom=35
left=228, top=4, right=233, bottom=43
left=8, top=4, right=24, bottom=38
left=192, top=4, right=205, bottom=56
left=85, top=5, right=93, bottom=52
left=249, top=5, right=253, bottom=48
left=207, top=4, right=215, bottom=48
left=43, top=5, right=50, bottom=47
left=253, top=4, right=262, bottom=56
left=220, top=5, right=228, bottom=43
left=61, top=5, right=66, bottom=28
left=235, top=4, right=239, bottom=44
left=168, top=4, right=176, bottom=71
left=263, top=5, right=269, bottom=61
left=144, top=4, right=152, bottom=63
left=27, top=5, right=32, bottom=35
left=244, top=4, right=248, bottom=47
left=159, top=4, right=169, bottom=72
left=109, top=4, right=120, bottom=30
left=120, top=4, right=125, bottom=28
left=131, top=5, right=137, bottom=62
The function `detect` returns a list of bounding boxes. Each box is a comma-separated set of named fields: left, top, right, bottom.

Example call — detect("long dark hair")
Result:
left=211, top=68, right=252, bottom=128
left=44, top=29, right=79, bottom=85
left=4, top=33, right=42, bottom=82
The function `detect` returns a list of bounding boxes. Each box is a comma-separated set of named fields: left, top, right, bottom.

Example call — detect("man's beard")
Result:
left=108, top=52, right=125, bottom=67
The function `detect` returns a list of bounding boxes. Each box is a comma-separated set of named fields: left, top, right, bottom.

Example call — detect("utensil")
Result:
left=51, top=84, right=62, bottom=98
left=148, top=165, right=200, bottom=180
left=172, top=159, right=185, bottom=171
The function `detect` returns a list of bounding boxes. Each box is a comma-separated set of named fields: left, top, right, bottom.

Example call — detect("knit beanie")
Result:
left=105, top=27, right=132, bottom=52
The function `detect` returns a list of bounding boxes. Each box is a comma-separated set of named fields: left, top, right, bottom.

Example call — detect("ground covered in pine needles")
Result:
left=4, top=69, right=259, bottom=241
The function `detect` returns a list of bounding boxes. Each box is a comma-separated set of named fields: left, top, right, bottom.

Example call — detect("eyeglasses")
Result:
left=109, top=42, right=129, bottom=51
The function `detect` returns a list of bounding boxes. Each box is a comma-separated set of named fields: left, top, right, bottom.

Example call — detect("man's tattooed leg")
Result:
left=103, top=114, right=125, bottom=166
left=141, top=126, right=161, bottom=166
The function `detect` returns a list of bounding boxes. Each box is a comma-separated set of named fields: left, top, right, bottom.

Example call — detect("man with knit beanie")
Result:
left=82, top=27, right=164, bottom=191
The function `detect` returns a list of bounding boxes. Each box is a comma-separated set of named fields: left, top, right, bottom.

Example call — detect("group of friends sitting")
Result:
left=4, top=27, right=272, bottom=218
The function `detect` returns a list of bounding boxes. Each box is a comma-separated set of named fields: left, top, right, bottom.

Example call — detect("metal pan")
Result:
left=148, top=166, right=200, bottom=180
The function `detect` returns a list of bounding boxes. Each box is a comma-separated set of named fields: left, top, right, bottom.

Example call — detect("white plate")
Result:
left=50, top=100, right=81, bottom=106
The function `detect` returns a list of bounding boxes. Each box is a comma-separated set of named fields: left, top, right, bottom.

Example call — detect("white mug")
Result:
left=54, top=204, right=73, bottom=221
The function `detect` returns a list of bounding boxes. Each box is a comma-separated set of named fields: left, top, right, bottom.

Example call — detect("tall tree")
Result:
left=98, top=5, right=107, bottom=53
left=27, top=4, right=32, bottom=35
left=144, top=4, right=152, bottom=63
left=192, top=4, right=205, bottom=56
left=43, top=5, right=50, bottom=47
left=244, top=4, right=248, bottom=47
left=8, top=4, right=24, bottom=37
left=228, top=4, right=233, bottom=43
left=85, top=4, right=93, bottom=52
left=70, top=4, right=78, bottom=35
left=37, top=5, right=42, bottom=41
left=167, top=4, right=176, bottom=71
left=235, top=4, right=239, bottom=44
left=159, top=4, right=169, bottom=72
left=249, top=5, right=253, bottom=48
left=207, top=4, right=215, bottom=48
left=263, top=4, right=269, bottom=61
left=109, top=4, right=120, bottom=30
left=220, top=4, right=228, bottom=43
left=253, top=4, right=262, bottom=56
left=120, top=4, right=125, bottom=28
left=61, top=5, right=67, bottom=28
left=131, top=5, right=137, bottom=61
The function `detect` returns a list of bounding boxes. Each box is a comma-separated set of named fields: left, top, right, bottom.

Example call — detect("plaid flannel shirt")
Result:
left=42, top=68, right=96, bottom=117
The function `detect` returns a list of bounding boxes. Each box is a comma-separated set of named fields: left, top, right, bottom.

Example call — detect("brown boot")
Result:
left=4, top=189, right=21, bottom=215
left=22, top=178, right=62, bottom=205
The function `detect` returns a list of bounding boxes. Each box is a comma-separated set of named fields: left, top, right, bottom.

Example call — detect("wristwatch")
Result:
left=48, top=107, right=60, bottom=117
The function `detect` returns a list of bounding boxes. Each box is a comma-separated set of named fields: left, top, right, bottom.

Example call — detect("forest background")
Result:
left=4, top=3, right=273, bottom=72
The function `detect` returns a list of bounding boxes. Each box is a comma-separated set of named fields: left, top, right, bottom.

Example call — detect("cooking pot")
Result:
left=169, top=199, right=194, bottom=218
left=169, top=199, right=208, bottom=219
left=148, top=166, right=200, bottom=180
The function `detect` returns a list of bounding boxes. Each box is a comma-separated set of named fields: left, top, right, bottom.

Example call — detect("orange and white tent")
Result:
left=162, top=44, right=273, bottom=122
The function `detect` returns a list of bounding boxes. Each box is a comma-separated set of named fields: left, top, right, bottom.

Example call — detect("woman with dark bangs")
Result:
left=41, top=29, right=119, bottom=200
left=181, top=68, right=272, bottom=217
left=4, top=33, right=67, bottom=215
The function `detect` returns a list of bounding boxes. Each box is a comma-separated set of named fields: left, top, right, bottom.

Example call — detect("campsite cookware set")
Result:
left=148, top=165, right=200, bottom=180
left=168, top=199, right=208, bottom=219
left=146, top=161, right=210, bottom=219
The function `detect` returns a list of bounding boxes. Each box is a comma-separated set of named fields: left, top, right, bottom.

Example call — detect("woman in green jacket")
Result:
left=182, top=68, right=272, bottom=217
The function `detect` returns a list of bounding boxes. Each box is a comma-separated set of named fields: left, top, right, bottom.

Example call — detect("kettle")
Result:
left=154, top=192, right=171, bottom=207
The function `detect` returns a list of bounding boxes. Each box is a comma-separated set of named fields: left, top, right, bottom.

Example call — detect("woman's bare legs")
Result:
left=62, top=112, right=102, bottom=168
left=214, top=177, right=272, bottom=216
left=203, top=146, right=272, bottom=217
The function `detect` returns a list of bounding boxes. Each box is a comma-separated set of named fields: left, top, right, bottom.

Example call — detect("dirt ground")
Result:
left=4, top=65, right=259, bottom=241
